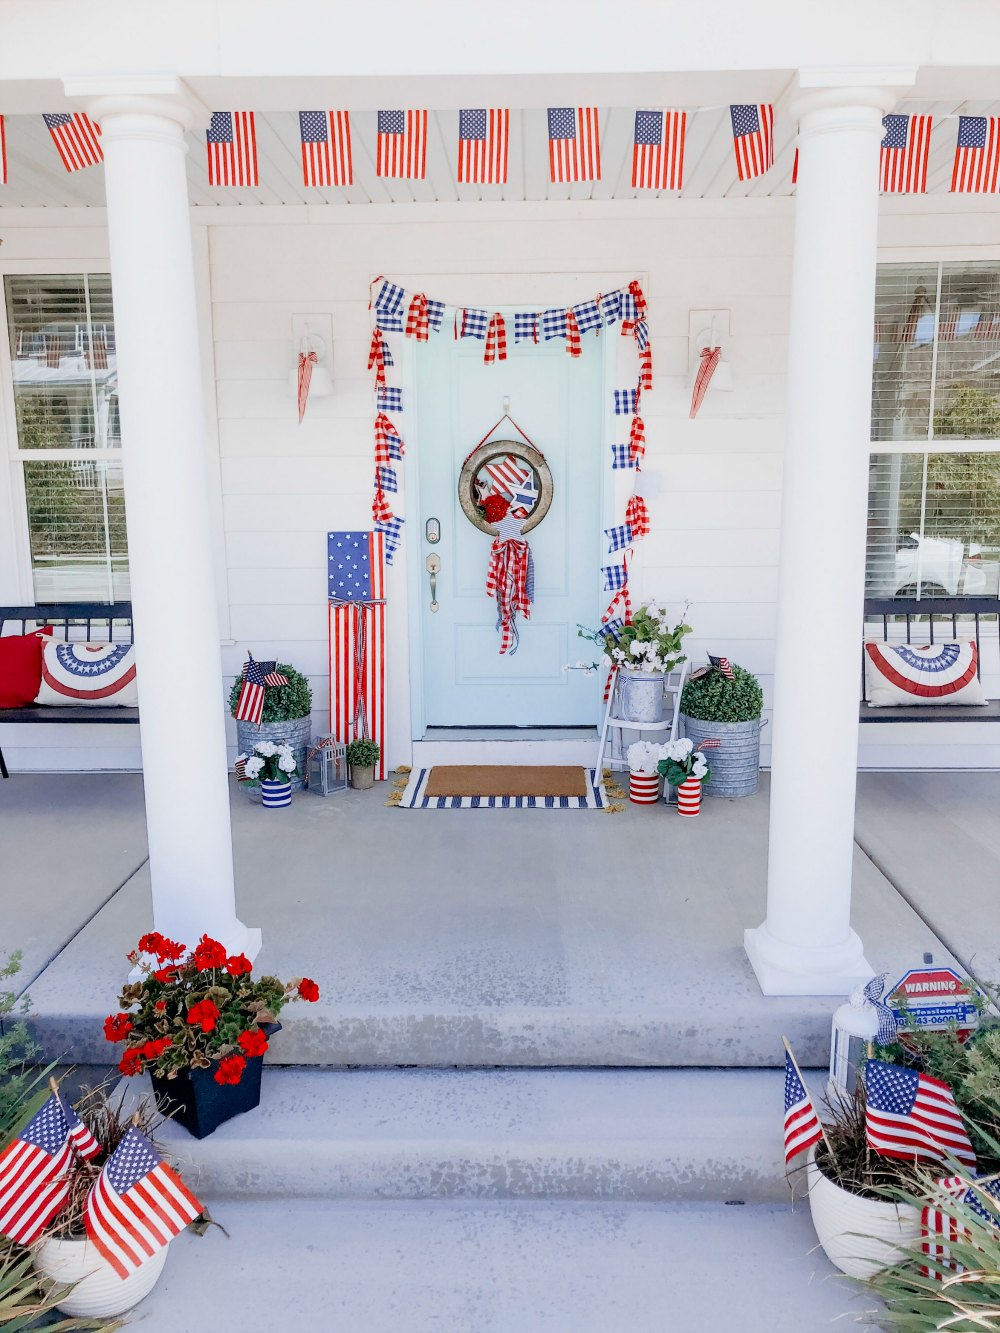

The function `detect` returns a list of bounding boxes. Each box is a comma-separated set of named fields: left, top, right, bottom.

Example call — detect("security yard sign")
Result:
left=888, top=966, right=979, bottom=1036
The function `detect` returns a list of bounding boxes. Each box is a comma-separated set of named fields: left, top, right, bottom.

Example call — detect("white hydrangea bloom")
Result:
left=278, top=753, right=297, bottom=774
left=692, top=755, right=708, bottom=779
left=244, top=756, right=264, bottom=778
left=629, top=641, right=644, bottom=657
left=255, top=741, right=278, bottom=757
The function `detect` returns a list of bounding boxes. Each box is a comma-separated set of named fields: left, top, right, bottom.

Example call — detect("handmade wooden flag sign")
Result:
left=328, top=531, right=387, bottom=781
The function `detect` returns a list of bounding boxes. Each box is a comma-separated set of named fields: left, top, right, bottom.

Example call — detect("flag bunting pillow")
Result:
left=35, top=640, right=138, bottom=707
left=864, top=639, right=987, bottom=708
left=0, top=627, right=53, bottom=708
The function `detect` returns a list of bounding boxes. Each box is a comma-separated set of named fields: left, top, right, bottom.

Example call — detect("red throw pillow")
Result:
left=0, top=627, right=53, bottom=708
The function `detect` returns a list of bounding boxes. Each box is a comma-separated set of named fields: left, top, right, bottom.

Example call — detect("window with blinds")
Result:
left=4, top=273, right=128, bottom=602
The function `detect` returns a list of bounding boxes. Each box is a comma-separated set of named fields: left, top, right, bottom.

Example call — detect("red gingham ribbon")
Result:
left=405, top=292, right=429, bottom=341
left=373, top=412, right=403, bottom=466
left=601, top=549, right=633, bottom=627
left=621, top=279, right=648, bottom=338
left=486, top=538, right=532, bottom=654
left=690, top=346, right=721, bottom=418
left=625, top=494, right=650, bottom=537
left=367, top=327, right=387, bottom=388
left=372, top=486, right=393, bottom=525
left=484, top=313, right=507, bottom=364
left=565, top=309, right=582, bottom=358
left=629, top=416, right=646, bottom=466
left=639, top=343, right=653, bottom=390
left=297, top=350, right=317, bottom=424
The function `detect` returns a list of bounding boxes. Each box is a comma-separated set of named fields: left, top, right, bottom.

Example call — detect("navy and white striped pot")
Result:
left=260, top=778, right=292, bottom=809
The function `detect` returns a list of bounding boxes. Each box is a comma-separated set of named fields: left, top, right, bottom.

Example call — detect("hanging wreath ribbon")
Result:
left=405, top=292, right=430, bottom=341
left=484, top=313, right=507, bottom=364
left=625, top=494, right=650, bottom=537
left=486, top=536, right=533, bottom=655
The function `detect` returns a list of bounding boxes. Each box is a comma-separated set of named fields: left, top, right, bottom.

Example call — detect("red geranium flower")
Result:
left=103, top=1013, right=133, bottom=1043
left=119, top=1047, right=144, bottom=1077
left=297, top=978, right=320, bottom=1002
left=138, top=931, right=185, bottom=963
left=481, top=494, right=511, bottom=524
left=214, top=1054, right=246, bottom=1086
left=237, top=1028, right=269, bottom=1058
left=142, top=1036, right=172, bottom=1060
left=153, top=966, right=178, bottom=984
left=155, top=1000, right=167, bottom=1012
left=186, top=999, right=220, bottom=1032
left=224, top=953, right=253, bottom=977
left=193, top=935, right=227, bottom=971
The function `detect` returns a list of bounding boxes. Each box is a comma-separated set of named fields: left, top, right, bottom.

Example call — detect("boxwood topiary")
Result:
left=228, top=663, right=313, bottom=722
left=680, top=664, right=763, bottom=723
left=346, top=738, right=380, bottom=768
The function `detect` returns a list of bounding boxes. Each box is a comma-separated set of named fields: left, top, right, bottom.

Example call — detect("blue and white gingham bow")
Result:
left=864, top=973, right=899, bottom=1047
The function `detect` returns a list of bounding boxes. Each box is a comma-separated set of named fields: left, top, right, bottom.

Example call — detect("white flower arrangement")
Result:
left=627, top=740, right=668, bottom=776
left=578, top=603, right=692, bottom=679
left=244, top=739, right=298, bottom=785
left=657, top=737, right=712, bottom=787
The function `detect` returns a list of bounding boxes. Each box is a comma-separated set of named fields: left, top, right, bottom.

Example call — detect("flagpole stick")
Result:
left=864, top=1042, right=875, bottom=1184
left=48, top=1075, right=60, bottom=1097
left=132, top=1112, right=141, bottom=1128
left=782, top=1036, right=837, bottom=1167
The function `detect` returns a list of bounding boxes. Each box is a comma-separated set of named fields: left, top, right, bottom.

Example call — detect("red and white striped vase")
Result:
left=676, top=775, right=703, bottom=817
left=629, top=772, right=661, bottom=805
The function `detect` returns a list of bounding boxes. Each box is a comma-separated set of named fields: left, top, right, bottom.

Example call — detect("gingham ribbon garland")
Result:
left=514, top=311, right=539, bottom=343
left=565, top=309, right=582, bottom=358
left=367, top=327, right=389, bottom=388
left=629, top=416, right=646, bottom=466
left=405, top=291, right=430, bottom=341
left=484, top=312, right=507, bottom=364
left=625, top=494, right=650, bottom=537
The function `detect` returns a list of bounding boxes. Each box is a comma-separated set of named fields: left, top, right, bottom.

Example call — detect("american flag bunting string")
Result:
left=952, top=116, right=1000, bottom=193
left=547, top=107, right=601, bottom=182
left=730, top=104, right=774, bottom=180
left=458, top=108, right=509, bottom=184
left=632, top=109, right=686, bottom=191
left=376, top=109, right=427, bottom=179
left=299, top=111, right=353, bottom=186
left=880, top=115, right=931, bottom=194
left=865, top=1061, right=976, bottom=1168
left=783, top=1049, right=824, bottom=1164
left=405, top=292, right=430, bottom=341
left=84, top=1127, right=202, bottom=1279
left=297, top=349, right=317, bottom=423
left=484, top=313, right=507, bottom=364
left=0, top=1093, right=76, bottom=1244
left=43, top=113, right=102, bottom=172
left=565, top=309, right=582, bottom=358
left=206, top=112, right=258, bottom=187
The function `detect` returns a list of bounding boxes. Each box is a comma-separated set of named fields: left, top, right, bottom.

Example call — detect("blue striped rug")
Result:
left=399, top=768, right=607, bottom=810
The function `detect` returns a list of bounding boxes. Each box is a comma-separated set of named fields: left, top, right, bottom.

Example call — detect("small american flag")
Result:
left=0, top=1094, right=76, bottom=1244
left=299, top=111, right=353, bottom=187
left=207, top=112, right=258, bottom=187
left=922, top=1174, right=1000, bottom=1279
left=234, top=654, right=288, bottom=727
left=865, top=1061, right=976, bottom=1168
left=952, top=116, right=1000, bottom=194
left=234, top=752, right=249, bottom=781
left=709, top=654, right=736, bottom=681
left=43, top=113, right=102, bottom=172
left=64, top=1098, right=101, bottom=1162
left=297, top=350, right=317, bottom=424
left=730, top=104, right=773, bottom=180
left=880, top=115, right=931, bottom=194
left=783, top=1050, right=824, bottom=1164
left=458, top=108, right=509, bottom=184
left=632, top=109, right=686, bottom=191
left=84, top=1127, right=201, bottom=1279
left=377, top=110, right=427, bottom=179
left=547, top=107, right=601, bottom=183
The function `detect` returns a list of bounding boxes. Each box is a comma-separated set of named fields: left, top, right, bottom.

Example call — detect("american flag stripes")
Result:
left=329, top=531, right=386, bottom=779
left=299, top=111, right=353, bottom=187
left=0, top=1094, right=77, bottom=1245
left=234, top=753, right=249, bottom=781
left=84, top=1128, right=202, bottom=1279
left=43, top=113, right=103, bottom=172
left=709, top=654, right=736, bottom=681
left=484, top=313, right=507, bottom=364
left=84, top=331, right=109, bottom=371
left=234, top=653, right=284, bottom=727
left=922, top=1175, right=1000, bottom=1278
left=376, top=110, right=427, bottom=179
left=547, top=107, right=601, bottom=182
left=952, top=116, right=1000, bottom=193
left=458, top=108, right=509, bottom=184
left=632, top=109, right=686, bottom=191
left=297, top=350, right=317, bottom=423
left=783, top=1050, right=824, bottom=1164
left=880, top=115, right=931, bottom=194
left=730, top=104, right=773, bottom=180
left=64, top=1099, right=101, bottom=1162
left=207, top=112, right=258, bottom=187
left=865, top=1061, right=977, bottom=1168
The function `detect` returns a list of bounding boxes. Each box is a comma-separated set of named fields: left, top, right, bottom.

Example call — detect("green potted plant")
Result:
left=228, top=661, right=312, bottom=795
left=679, top=662, right=764, bottom=797
left=346, top=737, right=380, bottom=790
left=579, top=602, right=691, bottom=723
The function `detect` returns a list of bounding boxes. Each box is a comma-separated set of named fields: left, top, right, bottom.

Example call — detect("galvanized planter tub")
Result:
left=680, top=713, right=762, bottom=798
left=236, top=714, right=312, bottom=797
left=618, top=670, right=666, bottom=724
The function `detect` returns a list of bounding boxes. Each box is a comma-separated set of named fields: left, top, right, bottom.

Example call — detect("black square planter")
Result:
left=149, top=1024, right=279, bottom=1139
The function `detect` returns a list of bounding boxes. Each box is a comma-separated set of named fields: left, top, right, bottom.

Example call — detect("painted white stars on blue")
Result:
left=54, top=643, right=130, bottom=677
left=548, top=108, right=576, bottom=141
left=327, top=532, right=374, bottom=602
left=106, top=1128, right=159, bottom=1194
left=730, top=105, right=761, bottom=139
left=881, top=115, right=909, bottom=150
left=865, top=1061, right=919, bottom=1115
left=20, top=1096, right=70, bottom=1153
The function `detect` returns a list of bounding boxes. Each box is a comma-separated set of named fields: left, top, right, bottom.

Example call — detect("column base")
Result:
left=744, top=923, right=873, bottom=996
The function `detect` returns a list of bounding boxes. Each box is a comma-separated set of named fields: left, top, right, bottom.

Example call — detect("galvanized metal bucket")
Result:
left=618, top=671, right=666, bottom=724
left=680, top=713, right=763, bottom=798
left=236, top=713, right=312, bottom=797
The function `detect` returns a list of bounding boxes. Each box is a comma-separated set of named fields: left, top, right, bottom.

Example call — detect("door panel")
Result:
left=416, top=333, right=602, bottom=726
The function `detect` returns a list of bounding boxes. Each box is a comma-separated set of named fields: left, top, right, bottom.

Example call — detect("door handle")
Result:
left=425, top=553, right=441, bottom=612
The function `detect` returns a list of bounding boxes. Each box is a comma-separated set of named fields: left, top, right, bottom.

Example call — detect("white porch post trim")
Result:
left=745, top=77, right=907, bottom=996
left=65, top=76, right=260, bottom=959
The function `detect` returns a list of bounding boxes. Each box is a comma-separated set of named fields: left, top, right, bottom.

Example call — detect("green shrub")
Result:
left=346, top=738, right=380, bottom=768
left=228, top=663, right=312, bottom=722
left=681, top=664, right=763, bottom=723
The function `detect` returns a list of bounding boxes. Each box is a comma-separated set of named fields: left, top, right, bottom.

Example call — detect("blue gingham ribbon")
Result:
left=377, top=386, right=403, bottom=412
left=541, top=308, right=567, bottom=340
left=374, top=281, right=406, bottom=331
left=611, top=443, right=636, bottom=470
left=614, top=388, right=639, bottom=416
left=571, top=299, right=602, bottom=333
left=376, top=465, right=398, bottom=494
left=514, top=312, right=539, bottom=343
left=864, top=973, right=901, bottom=1047
left=605, top=522, right=634, bottom=553
left=602, top=561, right=628, bottom=592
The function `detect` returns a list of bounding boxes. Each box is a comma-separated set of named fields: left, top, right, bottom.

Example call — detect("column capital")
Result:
left=62, top=74, right=209, bottom=134
left=791, top=68, right=917, bottom=128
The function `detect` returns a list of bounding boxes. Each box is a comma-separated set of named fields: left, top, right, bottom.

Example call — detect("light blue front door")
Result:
left=415, top=333, right=603, bottom=726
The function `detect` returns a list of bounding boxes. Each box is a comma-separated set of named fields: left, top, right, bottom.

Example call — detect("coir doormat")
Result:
left=398, top=766, right=607, bottom=809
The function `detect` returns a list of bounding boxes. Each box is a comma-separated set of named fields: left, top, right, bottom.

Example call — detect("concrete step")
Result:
left=134, top=1067, right=809, bottom=1205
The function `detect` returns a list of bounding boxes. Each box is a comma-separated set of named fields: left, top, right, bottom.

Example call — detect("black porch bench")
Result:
left=0, top=602, right=136, bottom=779
left=861, top=596, right=1000, bottom=723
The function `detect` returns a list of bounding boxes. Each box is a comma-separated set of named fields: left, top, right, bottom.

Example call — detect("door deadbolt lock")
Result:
left=425, top=517, right=441, bottom=544
left=425, top=553, right=441, bottom=612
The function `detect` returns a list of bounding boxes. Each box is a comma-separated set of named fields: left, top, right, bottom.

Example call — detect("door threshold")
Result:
left=413, top=728, right=601, bottom=767
left=422, top=726, right=599, bottom=742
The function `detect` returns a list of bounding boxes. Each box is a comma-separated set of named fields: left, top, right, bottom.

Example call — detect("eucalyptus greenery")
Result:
left=578, top=603, right=691, bottom=675
left=346, top=738, right=380, bottom=769
left=227, top=663, right=312, bottom=722
left=680, top=664, right=763, bottom=723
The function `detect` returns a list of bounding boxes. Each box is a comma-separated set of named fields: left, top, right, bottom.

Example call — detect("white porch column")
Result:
left=66, top=77, right=260, bottom=958
left=745, top=78, right=907, bottom=996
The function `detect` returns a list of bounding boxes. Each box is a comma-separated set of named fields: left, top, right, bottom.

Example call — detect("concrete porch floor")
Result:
left=3, top=771, right=995, bottom=1069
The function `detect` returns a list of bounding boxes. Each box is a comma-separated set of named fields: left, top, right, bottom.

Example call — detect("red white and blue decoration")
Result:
left=0, top=1092, right=96, bottom=1245
left=458, top=108, right=509, bottom=184
left=547, top=107, right=601, bottom=182
left=865, top=1060, right=977, bottom=1168
left=43, top=112, right=102, bottom=172
left=398, top=766, right=608, bottom=810
left=952, top=115, right=1000, bottom=193
left=328, top=531, right=387, bottom=781
left=783, top=1046, right=824, bottom=1165
left=35, top=640, right=137, bottom=707
left=632, top=109, right=686, bottom=191
left=864, top=639, right=987, bottom=707
left=233, top=653, right=289, bottom=727
left=730, top=104, right=773, bottom=180
left=922, top=1173, right=1000, bottom=1279
left=880, top=114, right=931, bottom=194
left=206, top=112, right=258, bottom=188
left=299, top=110, right=353, bottom=187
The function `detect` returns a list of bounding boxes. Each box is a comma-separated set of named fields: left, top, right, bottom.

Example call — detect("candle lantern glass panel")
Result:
left=308, top=737, right=347, bottom=796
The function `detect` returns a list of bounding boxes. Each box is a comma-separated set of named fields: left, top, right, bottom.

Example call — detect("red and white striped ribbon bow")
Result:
left=485, top=537, right=532, bottom=654
left=639, top=343, right=653, bottom=390
left=629, top=416, right=646, bottom=466
left=367, top=327, right=388, bottom=388
left=484, top=313, right=507, bottom=364
left=565, top=309, right=582, bottom=358
left=297, top=350, right=317, bottom=424
left=625, top=494, right=650, bottom=537
left=690, top=345, right=721, bottom=418
left=405, top=292, right=430, bottom=341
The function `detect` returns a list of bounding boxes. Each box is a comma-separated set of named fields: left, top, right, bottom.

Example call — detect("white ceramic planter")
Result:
left=806, top=1147, right=921, bottom=1279
left=34, top=1234, right=168, bottom=1316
